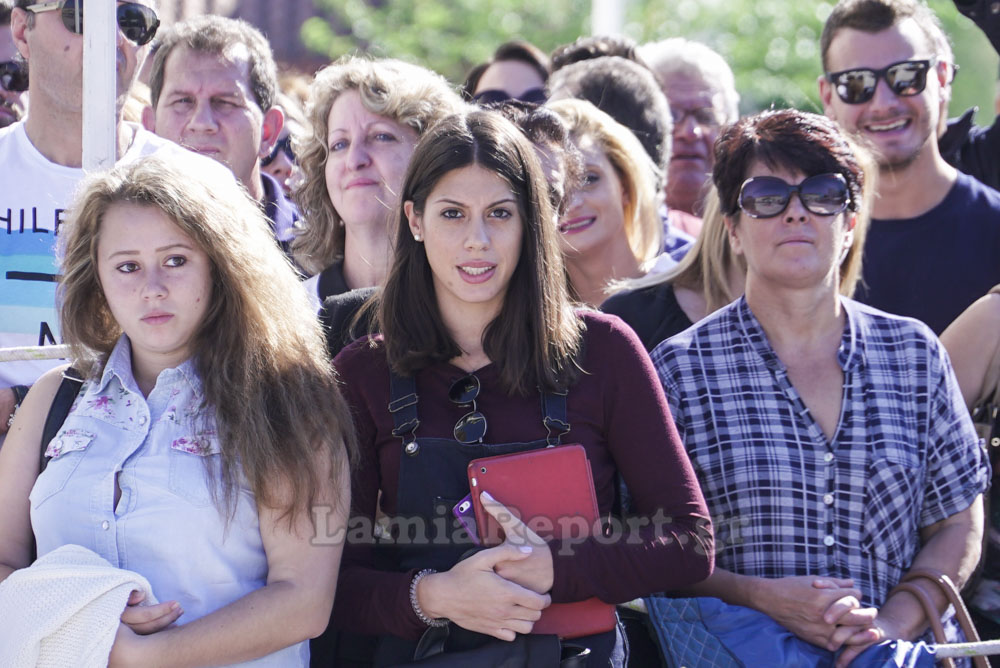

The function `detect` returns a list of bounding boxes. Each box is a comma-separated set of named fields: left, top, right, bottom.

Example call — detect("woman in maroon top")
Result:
left=331, top=109, right=713, bottom=665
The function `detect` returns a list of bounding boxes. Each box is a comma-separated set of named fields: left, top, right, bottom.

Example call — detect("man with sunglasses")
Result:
left=819, top=0, right=1000, bottom=335
left=143, top=15, right=298, bottom=256
left=0, top=1, right=27, bottom=128
left=0, top=0, right=228, bottom=439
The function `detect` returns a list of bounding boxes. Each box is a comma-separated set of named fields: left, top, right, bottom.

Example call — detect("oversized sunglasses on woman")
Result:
left=737, top=173, right=851, bottom=218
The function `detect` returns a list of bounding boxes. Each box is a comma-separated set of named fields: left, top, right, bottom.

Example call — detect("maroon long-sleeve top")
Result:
left=331, top=311, right=714, bottom=640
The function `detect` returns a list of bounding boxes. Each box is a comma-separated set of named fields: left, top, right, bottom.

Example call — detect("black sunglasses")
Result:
left=472, top=87, right=547, bottom=106
left=262, top=135, right=295, bottom=168
left=737, top=173, right=851, bottom=219
left=449, top=374, right=487, bottom=444
left=826, top=58, right=935, bottom=105
left=0, top=61, right=28, bottom=93
left=26, top=0, right=161, bottom=46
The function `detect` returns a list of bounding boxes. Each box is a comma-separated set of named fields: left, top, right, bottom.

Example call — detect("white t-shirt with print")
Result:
left=0, top=121, right=227, bottom=387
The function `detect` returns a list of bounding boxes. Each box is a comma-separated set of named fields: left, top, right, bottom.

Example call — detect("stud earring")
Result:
left=414, top=233, right=423, bottom=242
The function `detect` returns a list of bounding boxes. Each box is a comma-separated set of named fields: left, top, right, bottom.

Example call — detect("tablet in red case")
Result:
left=467, top=444, right=616, bottom=639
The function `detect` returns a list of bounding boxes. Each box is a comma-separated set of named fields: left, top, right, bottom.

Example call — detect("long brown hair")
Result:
left=58, top=153, right=355, bottom=524
left=379, top=110, right=583, bottom=395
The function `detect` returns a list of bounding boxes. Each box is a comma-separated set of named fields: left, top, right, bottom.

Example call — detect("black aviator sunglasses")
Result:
left=449, top=374, right=488, bottom=444
left=26, top=0, right=160, bottom=46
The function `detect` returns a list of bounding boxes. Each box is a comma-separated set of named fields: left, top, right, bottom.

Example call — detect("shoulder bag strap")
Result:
left=39, top=367, right=85, bottom=474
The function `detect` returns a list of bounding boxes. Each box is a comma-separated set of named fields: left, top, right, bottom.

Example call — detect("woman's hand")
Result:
left=417, top=544, right=551, bottom=641
left=481, top=491, right=555, bottom=595
left=120, top=589, right=183, bottom=635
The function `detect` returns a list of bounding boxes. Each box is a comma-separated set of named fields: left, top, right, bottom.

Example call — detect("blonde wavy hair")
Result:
left=292, top=56, right=465, bottom=275
left=614, top=186, right=745, bottom=312
left=548, top=98, right=663, bottom=268
left=58, top=153, right=355, bottom=525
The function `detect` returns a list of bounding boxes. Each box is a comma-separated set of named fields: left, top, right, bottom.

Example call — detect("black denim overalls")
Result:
left=372, top=370, right=621, bottom=666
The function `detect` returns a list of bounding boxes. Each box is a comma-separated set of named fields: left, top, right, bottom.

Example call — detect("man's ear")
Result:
left=259, top=107, right=284, bottom=157
left=818, top=75, right=836, bottom=119
left=11, top=8, right=31, bottom=61
left=140, top=105, right=155, bottom=132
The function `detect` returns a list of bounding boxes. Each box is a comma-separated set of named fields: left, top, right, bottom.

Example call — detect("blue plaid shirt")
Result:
left=651, top=296, right=988, bottom=609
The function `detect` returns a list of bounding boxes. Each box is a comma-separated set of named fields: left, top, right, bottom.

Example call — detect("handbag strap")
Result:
left=897, top=567, right=989, bottom=668
left=38, top=367, right=84, bottom=474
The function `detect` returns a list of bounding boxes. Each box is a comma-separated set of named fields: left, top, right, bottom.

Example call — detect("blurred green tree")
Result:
left=304, top=0, right=998, bottom=123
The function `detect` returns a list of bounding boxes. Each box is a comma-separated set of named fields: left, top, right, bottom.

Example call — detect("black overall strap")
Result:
left=540, top=389, right=570, bottom=446
left=388, top=371, right=420, bottom=444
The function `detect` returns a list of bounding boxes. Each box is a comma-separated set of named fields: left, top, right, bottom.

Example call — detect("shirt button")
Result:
left=823, top=535, right=835, bottom=546
left=138, top=415, right=148, bottom=426
left=823, top=494, right=834, bottom=505
left=823, top=452, right=834, bottom=463
left=101, top=520, right=110, bottom=530
left=404, top=442, right=419, bottom=456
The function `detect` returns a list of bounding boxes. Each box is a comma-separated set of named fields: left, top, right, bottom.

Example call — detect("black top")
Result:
left=319, top=286, right=376, bottom=359
left=854, top=172, right=1000, bottom=334
left=600, top=282, right=694, bottom=352
left=316, top=259, right=350, bottom=303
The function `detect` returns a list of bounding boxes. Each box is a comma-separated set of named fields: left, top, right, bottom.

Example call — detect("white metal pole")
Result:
left=81, top=0, right=117, bottom=171
left=591, top=0, right=625, bottom=37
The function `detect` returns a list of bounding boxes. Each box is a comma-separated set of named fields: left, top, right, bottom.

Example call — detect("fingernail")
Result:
left=170, top=601, right=180, bottom=611
left=519, top=545, right=532, bottom=553
left=482, top=491, right=495, bottom=502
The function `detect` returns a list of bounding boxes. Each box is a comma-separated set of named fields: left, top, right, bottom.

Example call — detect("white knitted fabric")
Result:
left=0, top=544, right=157, bottom=668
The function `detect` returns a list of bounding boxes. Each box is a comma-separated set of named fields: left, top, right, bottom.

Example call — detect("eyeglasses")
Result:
left=737, top=173, right=851, bottom=219
left=670, top=106, right=722, bottom=129
left=826, top=58, right=935, bottom=105
left=472, top=87, right=547, bottom=106
left=449, top=374, right=487, bottom=444
left=26, top=0, right=161, bottom=46
left=262, top=135, right=295, bottom=168
left=0, top=61, right=28, bottom=93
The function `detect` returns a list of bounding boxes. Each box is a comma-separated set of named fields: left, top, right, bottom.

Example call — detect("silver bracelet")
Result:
left=409, top=568, right=448, bottom=627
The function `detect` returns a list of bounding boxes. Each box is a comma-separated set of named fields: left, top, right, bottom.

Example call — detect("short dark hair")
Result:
left=550, top=35, right=648, bottom=72
left=0, top=0, right=13, bottom=24
left=712, top=109, right=871, bottom=293
left=148, top=14, right=277, bottom=112
left=547, top=56, right=671, bottom=176
left=463, top=40, right=550, bottom=100
left=491, top=100, right=584, bottom=216
left=820, top=0, right=949, bottom=72
left=380, top=110, right=583, bottom=395
left=713, top=109, right=865, bottom=217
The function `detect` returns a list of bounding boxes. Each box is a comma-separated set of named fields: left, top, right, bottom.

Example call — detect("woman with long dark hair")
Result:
left=331, top=109, right=713, bottom=665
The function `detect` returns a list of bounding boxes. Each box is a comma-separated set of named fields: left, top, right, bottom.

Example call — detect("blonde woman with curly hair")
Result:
left=293, top=56, right=465, bottom=307
left=0, top=152, right=355, bottom=666
left=548, top=98, right=666, bottom=306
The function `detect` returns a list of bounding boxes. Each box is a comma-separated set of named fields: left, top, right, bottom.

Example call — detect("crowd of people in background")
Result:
left=0, top=0, right=999, bottom=666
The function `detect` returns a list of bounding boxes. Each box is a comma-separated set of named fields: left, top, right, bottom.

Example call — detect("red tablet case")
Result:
left=467, top=444, right=616, bottom=639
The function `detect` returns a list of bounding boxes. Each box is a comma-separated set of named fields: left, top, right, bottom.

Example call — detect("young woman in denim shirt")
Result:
left=0, top=152, right=355, bottom=666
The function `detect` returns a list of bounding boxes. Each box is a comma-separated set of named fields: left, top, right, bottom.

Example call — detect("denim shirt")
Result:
left=29, top=336, right=308, bottom=666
